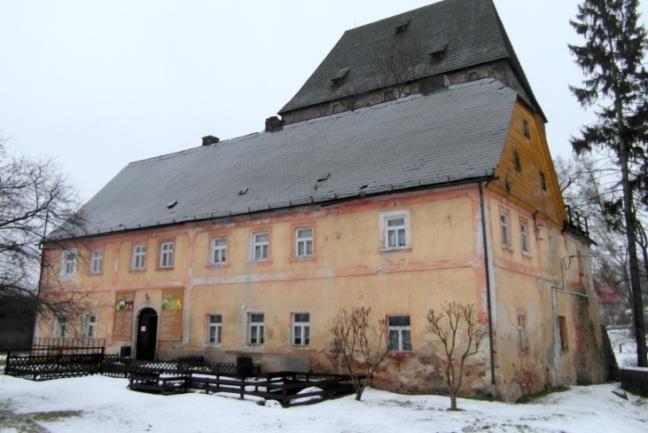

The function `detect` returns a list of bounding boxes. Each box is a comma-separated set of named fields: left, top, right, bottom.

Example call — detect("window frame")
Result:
left=380, top=210, right=411, bottom=251
left=522, top=118, right=531, bottom=139
left=158, top=240, right=175, bottom=269
left=131, top=243, right=147, bottom=271
left=60, top=249, right=78, bottom=279
left=247, top=312, right=265, bottom=346
left=499, top=211, right=511, bottom=249
left=558, top=315, right=568, bottom=351
left=83, top=312, right=97, bottom=339
left=211, top=237, right=228, bottom=266
left=250, top=232, right=270, bottom=262
left=520, top=220, right=531, bottom=255
left=295, top=227, right=314, bottom=258
left=387, top=315, right=413, bottom=352
left=89, top=250, right=104, bottom=274
left=207, top=313, right=222, bottom=345
left=54, top=316, right=67, bottom=339
left=291, top=312, right=310, bottom=347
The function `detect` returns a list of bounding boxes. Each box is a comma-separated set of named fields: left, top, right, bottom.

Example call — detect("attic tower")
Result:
left=279, top=0, right=545, bottom=125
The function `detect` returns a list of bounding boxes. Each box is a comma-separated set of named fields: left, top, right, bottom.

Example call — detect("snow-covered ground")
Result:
left=608, top=327, right=643, bottom=367
left=0, top=375, right=646, bottom=433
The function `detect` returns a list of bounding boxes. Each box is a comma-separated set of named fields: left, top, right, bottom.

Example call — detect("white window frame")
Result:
left=292, top=312, right=310, bottom=346
left=207, top=314, right=222, bottom=345
left=499, top=212, right=511, bottom=249
left=251, top=233, right=269, bottom=262
left=90, top=250, right=103, bottom=274
left=295, top=228, right=313, bottom=257
left=84, top=312, right=97, bottom=339
left=380, top=210, right=411, bottom=250
left=520, top=221, right=530, bottom=254
left=247, top=312, right=265, bottom=345
left=54, top=316, right=67, bottom=338
left=131, top=244, right=147, bottom=270
left=159, top=241, right=175, bottom=268
left=387, top=315, right=412, bottom=352
left=60, top=249, right=78, bottom=279
left=211, top=237, right=227, bottom=265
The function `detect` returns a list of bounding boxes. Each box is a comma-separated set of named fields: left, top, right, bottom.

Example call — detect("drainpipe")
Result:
left=478, top=183, right=497, bottom=388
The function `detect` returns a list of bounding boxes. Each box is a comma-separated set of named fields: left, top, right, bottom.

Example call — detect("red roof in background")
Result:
left=596, top=286, right=624, bottom=304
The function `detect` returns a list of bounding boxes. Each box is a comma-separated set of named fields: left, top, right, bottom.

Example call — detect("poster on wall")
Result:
left=112, top=290, right=135, bottom=340
left=159, top=288, right=184, bottom=341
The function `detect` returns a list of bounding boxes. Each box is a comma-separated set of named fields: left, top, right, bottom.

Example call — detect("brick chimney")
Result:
left=265, top=116, right=284, bottom=133
left=202, top=135, right=220, bottom=146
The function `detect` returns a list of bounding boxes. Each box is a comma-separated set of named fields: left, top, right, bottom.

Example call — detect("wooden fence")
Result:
left=5, top=346, right=105, bottom=381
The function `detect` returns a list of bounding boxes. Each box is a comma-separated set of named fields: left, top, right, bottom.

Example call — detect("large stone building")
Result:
left=37, top=0, right=607, bottom=401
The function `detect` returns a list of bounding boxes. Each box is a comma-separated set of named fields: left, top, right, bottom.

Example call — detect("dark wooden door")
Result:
left=136, top=308, right=158, bottom=361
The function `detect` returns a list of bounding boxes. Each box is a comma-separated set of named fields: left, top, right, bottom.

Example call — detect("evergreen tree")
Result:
left=569, top=0, right=648, bottom=366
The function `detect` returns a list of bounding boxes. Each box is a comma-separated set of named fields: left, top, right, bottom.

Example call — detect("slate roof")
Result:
left=279, top=0, right=542, bottom=119
left=57, top=79, right=517, bottom=240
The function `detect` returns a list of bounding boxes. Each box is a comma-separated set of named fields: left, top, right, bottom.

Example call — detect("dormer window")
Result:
left=331, top=67, right=350, bottom=86
left=429, top=42, right=448, bottom=62
left=394, top=19, right=411, bottom=34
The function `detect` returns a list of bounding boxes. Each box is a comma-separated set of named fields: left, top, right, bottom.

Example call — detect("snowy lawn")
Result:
left=608, top=327, right=645, bottom=367
left=1, top=376, right=647, bottom=433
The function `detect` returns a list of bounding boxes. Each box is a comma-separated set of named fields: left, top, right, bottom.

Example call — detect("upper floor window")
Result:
left=295, top=228, right=313, bottom=257
left=388, top=315, right=412, bottom=352
left=251, top=233, right=269, bottom=262
left=522, top=119, right=530, bottom=139
left=499, top=212, right=511, bottom=248
left=131, top=244, right=146, bottom=270
left=548, top=233, right=558, bottom=264
left=159, top=241, right=175, bottom=268
left=539, top=171, right=547, bottom=191
left=83, top=312, right=97, bottom=339
left=212, top=237, right=227, bottom=265
left=207, top=314, right=222, bottom=345
left=517, top=313, right=528, bottom=353
left=514, top=150, right=522, bottom=173
left=60, top=249, right=78, bottom=278
left=520, top=221, right=530, bottom=254
left=247, top=312, right=264, bottom=345
left=292, top=313, right=310, bottom=346
left=90, top=250, right=103, bottom=274
left=382, top=212, right=410, bottom=250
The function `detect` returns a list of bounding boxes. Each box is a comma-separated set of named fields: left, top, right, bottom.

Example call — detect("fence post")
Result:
left=5, top=350, right=11, bottom=374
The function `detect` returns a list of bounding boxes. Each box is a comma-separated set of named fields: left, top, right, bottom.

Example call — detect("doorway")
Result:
left=136, top=308, right=158, bottom=361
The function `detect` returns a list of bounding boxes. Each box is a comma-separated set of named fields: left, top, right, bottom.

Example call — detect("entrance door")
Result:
left=136, top=308, right=158, bottom=361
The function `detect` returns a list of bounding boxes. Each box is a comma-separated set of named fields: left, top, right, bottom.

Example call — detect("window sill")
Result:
left=129, top=268, right=146, bottom=273
left=522, top=251, right=533, bottom=258
left=388, top=351, right=415, bottom=360
left=289, top=255, right=316, bottom=263
left=380, top=246, right=412, bottom=253
left=59, top=275, right=75, bottom=281
left=156, top=266, right=175, bottom=271
left=501, top=245, right=514, bottom=253
left=291, top=344, right=311, bottom=349
left=206, top=262, right=229, bottom=269
left=203, top=343, right=222, bottom=348
left=88, top=272, right=104, bottom=277
left=248, top=260, right=272, bottom=266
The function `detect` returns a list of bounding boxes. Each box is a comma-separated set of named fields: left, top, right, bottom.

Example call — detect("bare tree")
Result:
left=329, top=306, right=390, bottom=401
left=0, top=136, right=86, bottom=329
left=427, top=302, right=485, bottom=411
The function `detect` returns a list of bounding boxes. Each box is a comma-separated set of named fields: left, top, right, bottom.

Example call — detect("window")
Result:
left=252, top=233, right=269, bottom=262
left=212, top=238, right=227, bottom=265
left=514, top=151, right=522, bottom=173
left=558, top=316, right=568, bottom=351
left=517, top=314, right=528, bottom=352
left=520, top=221, right=530, bottom=254
left=295, top=228, right=313, bottom=257
left=131, top=244, right=146, bottom=270
left=548, top=233, right=558, bottom=264
left=207, top=314, right=222, bottom=345
left=247, top=313, right=264, bottom=345
left=60, top=249, right=77, bottom=278
left=499, top=212, right=511, bottom=248
left=54, top=316, right=67, bottom=338
left=388, top=316, right=412, bottom=352
left=539, top=171, right=547, bottom=191
left=292, top=313, right=310, bottom=346
left=383, top=213, right=409, bottom=250
left=159, top=241, right=174, bottom=268
left=90, top=250, right=103, bottom=274
left=522, top=119, right=530, bottom=138
left=84, top=313, right=97, bottom=339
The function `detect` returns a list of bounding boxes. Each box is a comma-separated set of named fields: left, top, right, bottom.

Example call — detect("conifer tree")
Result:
left=569, top=0, right=648, bottom=366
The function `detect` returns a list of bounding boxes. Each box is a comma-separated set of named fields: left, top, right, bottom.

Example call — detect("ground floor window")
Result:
left=208, top=314, right=222, bottom=344
left=388, top=315, right=412, bottom=352
left=54, top=316, right=67, bottom=338
left=292, top=313, right=310, bottom=346
left=517, top=313, right=528, bottom=352
left=83, top=313, right=97, bottom=339
left=247, top=313, right=264, bottom=345
left=558, top=315, right=568, bottom=351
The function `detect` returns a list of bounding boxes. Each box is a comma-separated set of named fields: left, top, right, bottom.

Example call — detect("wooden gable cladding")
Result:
left=489, top=102, right=566, bottom=228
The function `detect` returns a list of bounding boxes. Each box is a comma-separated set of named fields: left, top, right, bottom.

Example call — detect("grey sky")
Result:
left=2, top=0, right=646, bottom=201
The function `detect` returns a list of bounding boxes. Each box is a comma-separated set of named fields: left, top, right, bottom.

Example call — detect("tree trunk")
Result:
left=619, top=132, right=648, bottom=367
left=355, top=384, right=365, bottom=401
left=449, top=394, right=458, bottom=411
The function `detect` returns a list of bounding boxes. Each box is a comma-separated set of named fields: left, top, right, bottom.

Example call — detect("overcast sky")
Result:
left=2, top=0, right=647, bottom=201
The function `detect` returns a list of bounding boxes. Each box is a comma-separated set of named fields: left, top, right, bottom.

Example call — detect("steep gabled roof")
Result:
left=56, top=79, right=516, bottom=239
left=279, top=0, right=543, bottom=119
